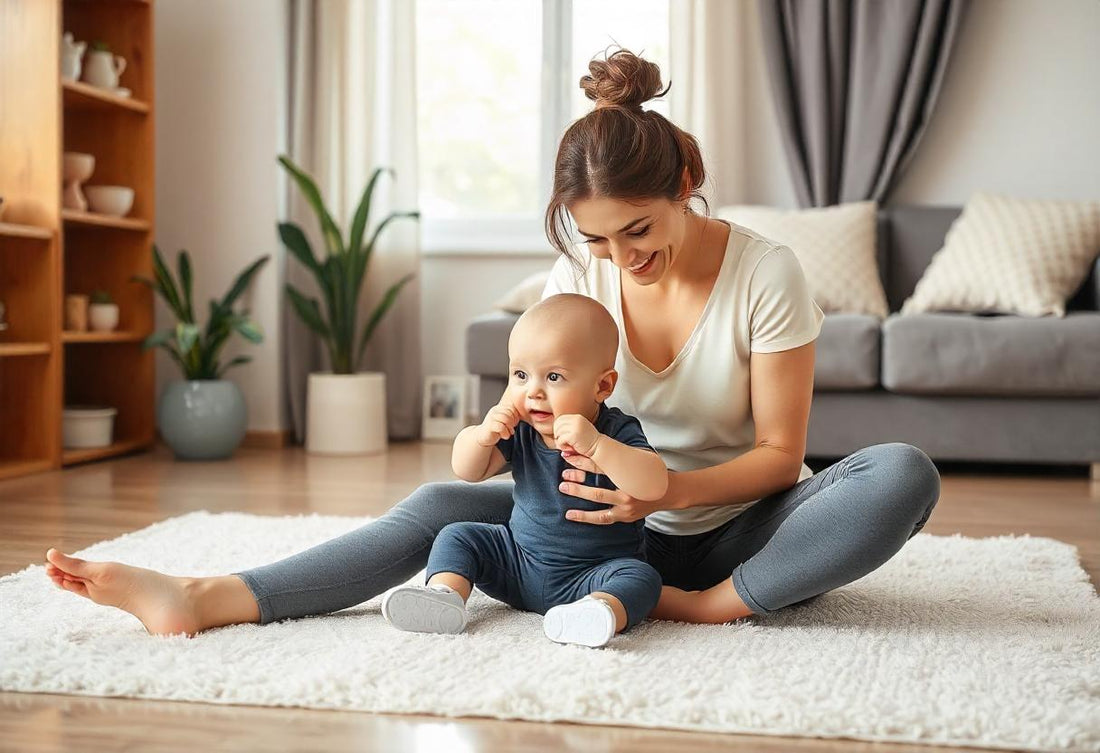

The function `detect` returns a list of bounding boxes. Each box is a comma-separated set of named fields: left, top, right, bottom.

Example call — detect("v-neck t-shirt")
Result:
left=542, top=220, right=825, bottom=536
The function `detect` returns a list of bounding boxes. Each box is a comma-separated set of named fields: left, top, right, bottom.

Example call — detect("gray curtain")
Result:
left=284, top=0, right=423, bottom=442
left=757, top=0, right=969, bottom=207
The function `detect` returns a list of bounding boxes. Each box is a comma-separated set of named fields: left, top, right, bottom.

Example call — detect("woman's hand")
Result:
left=558, top=454, right=679, bottom=524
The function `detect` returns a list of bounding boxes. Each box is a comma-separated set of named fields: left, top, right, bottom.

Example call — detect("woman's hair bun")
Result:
left=580, top=48, right=669, bottom=110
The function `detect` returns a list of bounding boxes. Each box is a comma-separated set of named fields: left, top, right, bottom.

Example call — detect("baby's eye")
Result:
left=548, top=373, right=562, bottom=382
left=512, top=370, right=526, bottom=380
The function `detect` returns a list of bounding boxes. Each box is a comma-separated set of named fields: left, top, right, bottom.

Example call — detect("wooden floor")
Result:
left=1, top=443, right=1096, bottom=753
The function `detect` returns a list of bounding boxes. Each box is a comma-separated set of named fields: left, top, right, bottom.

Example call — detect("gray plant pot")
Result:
left=158, top=380, right=247, bottom=461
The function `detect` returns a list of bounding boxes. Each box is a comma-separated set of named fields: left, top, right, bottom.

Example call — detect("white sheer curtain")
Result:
left=285, top=0, right=422, bottom=441
left=669, top=0, right=752, bottom=208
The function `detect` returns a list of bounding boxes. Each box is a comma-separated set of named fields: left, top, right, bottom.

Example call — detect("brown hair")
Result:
left=545, top=48, right=710, bottom=268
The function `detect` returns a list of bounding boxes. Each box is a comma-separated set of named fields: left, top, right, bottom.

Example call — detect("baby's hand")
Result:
left=553, top=414, right=601, bottom=457
left=476, top=402, right=520, bottom=447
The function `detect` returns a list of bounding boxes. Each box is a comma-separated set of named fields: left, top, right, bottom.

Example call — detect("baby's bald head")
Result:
left=510, top=294, right=619, bottom=373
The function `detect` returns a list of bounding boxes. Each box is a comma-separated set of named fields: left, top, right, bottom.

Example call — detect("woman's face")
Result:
left=568, top=196, right=690, bottom=286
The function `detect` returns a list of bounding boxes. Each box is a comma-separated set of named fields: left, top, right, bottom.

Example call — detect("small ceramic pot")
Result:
left=88, top=303, right=119, bottom=332
left=85, top=185, right=134, bottom=217
left=65, top=294, right=89, bottom=331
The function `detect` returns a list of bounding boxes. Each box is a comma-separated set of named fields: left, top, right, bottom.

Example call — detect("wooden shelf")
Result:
left=62, top=438, right=150, bottom=466
left=0, top=222, right=52, bottom=241
left=0, top=342, right=51, bottom=357
left=0, top=458, right=53, bottom=481
left=62, top=209, right=150, bottom=232
left=62, top=80, right=149, bottom=113
left=62, top=330, right=146, bottom=343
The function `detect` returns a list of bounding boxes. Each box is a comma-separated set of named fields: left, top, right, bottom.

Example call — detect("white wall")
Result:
left=155, top=0, right=288, bottom=432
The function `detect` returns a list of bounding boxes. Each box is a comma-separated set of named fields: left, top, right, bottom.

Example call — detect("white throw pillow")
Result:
left=901, top=193, right=1100, bottom=317
left=493, top=270, right=551, bottom=314
left=717, top=201, right=889, bottom=318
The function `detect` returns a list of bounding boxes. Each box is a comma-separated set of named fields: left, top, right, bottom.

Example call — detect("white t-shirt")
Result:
left=542, top=220, right=825, bottom=536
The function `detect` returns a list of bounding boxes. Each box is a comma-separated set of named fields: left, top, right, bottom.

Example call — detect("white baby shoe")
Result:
left=542, top=595, right=617, bottom=648
left=381, top=583, right=468, bottom=635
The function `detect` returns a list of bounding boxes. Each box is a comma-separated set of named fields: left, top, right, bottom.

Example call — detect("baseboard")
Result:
left=241, top=430, right=294, bottom=449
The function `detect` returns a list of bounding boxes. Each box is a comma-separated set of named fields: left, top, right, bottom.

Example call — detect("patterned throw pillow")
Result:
left=901, top=193, right=1100, bottom=317
left=493, top=270, right=551, bottom=314
left=717, top=201, right=889, bottom=318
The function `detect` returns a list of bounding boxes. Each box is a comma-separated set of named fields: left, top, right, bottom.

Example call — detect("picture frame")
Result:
left=422, top=375, right=469, bottom=441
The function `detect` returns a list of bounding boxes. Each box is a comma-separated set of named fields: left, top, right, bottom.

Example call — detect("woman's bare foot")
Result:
left=45, top=548, right=208, bottom=637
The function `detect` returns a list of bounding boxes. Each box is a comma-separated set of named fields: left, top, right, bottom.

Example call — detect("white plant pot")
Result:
left=306, top=372, right=387, bottom=455
left=88, top=303, right=119, bottom=331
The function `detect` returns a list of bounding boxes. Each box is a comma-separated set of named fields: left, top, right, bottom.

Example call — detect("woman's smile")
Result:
left=626, top=249, right=659, bottom=276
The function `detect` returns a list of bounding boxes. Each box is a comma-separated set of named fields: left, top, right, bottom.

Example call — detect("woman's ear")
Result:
left=595, top=369, right=618, bottom=402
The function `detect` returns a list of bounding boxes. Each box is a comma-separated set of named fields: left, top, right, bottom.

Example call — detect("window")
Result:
left=416, top=0, right=670, bottom=254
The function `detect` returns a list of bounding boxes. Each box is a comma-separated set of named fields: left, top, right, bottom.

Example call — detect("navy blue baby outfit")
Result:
left=426, top=404, right=663, bottom=630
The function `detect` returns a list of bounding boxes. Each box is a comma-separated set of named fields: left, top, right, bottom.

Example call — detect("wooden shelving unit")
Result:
left=0, top=0, right=155, bottom=479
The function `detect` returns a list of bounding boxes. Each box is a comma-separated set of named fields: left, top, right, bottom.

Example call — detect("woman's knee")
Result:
left=860, top=442, right=941, bottom=523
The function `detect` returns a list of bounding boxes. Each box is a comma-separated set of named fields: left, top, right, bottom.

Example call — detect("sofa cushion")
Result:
left=882, top=312, right=1100, bottom=396
left=717, top=201, right=890, bottom=317
left=900, top=193, right=1100, bottom=318
left=814, top=315, right=880, bottom=390
left=466, top=311, right=519, bottom=376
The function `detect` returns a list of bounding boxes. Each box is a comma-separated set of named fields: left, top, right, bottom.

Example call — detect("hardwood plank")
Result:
left=0, top=443, right=1095, bottom=753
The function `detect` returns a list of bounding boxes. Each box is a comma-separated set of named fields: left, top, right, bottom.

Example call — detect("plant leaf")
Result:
left=278, top=155, right=343, bottom=257
left=233, top=318, right=263, bottom=344
left=217, top=355, right=252, bottom=378
left=348, top=167, right=393, bottom=261
left=140, top=329, right=174, bottom=351
left=152, top=244, right=188, bottom=321
left=286, top=284, right=331, bottom=338
left=178, top=249, right=195, bottom=322
left=355, top=273, right=414, bottom=368
left=175, top=322, right=200, bottom=355
left=219, top=255, right=269, bottom=313
left=278, top=222, right=322, bottom=274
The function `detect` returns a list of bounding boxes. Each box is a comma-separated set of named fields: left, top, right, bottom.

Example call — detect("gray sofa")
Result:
left=466, top=207, right=1100, bottom=472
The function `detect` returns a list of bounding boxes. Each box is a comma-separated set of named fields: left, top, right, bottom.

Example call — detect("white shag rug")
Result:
left=1, top=511, right=1098, bottom=753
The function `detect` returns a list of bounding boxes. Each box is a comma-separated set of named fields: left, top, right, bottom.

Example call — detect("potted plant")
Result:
left=88, top=289, right=119, bottom=332
left=277, top=154, right=418, bottom=455
left=132, top=245, right=269, bottom=460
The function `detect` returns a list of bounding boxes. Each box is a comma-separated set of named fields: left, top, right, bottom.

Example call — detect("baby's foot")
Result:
left=543, top=596, right=616, bottom=648
left=381, top=584, right=467, bottom=634
left=44, top=548, right=203, bottom=637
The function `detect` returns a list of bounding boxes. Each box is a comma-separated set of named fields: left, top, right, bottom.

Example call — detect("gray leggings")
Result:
left=235, top=442, right=940, bottom=623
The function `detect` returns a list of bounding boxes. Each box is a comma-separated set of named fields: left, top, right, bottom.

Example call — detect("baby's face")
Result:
left=505, top=326, right=610, bottom=434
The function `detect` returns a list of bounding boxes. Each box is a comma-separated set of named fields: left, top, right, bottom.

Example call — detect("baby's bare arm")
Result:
left=589, top=437, right=668, bottom=501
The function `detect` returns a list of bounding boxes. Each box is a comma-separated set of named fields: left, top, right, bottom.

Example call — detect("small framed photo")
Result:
left=422, top=375, right=469, bottom=441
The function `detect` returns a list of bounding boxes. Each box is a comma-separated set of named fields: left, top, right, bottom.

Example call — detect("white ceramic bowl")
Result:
left=62, top=152, right=95, bottom=182
left=62, top=406, right=117, bottom=449
left=85, top=185, right=134, bottom=217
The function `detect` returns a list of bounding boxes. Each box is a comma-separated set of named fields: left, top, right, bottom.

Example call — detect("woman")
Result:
left=44, top=50, right=940, bottom=636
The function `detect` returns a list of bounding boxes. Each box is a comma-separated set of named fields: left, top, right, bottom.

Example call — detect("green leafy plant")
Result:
left=277, top=154, right=419, bottom=374
left=90, top=40, right=111, bottom=53
left=90, top=289, right=113, bottom=305
left=132, top=245, right=269, bottom=380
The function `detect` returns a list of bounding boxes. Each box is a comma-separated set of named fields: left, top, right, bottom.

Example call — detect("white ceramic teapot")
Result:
left=82, top=45, right=126, bottom=90
left=61, top=32, right=86, bottom=82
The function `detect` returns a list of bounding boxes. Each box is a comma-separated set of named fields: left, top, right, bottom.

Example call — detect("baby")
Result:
left=382, top=294, right=668, bottom=647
